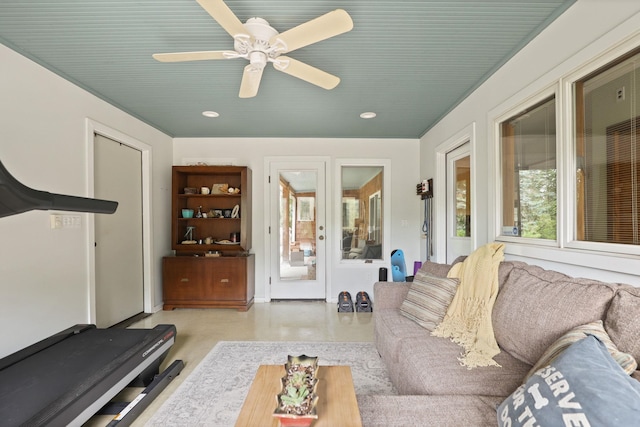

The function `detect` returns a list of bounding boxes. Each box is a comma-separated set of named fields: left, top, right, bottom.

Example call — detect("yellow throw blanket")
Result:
left=432, top=242, right=505, bottom=369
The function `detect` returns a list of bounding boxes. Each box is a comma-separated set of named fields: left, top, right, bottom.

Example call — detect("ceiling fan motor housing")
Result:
left=236, top=17, right=280, bottom=57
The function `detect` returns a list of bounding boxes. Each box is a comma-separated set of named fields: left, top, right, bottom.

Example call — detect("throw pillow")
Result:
left=498, top=336, right=640, bottom=427
left=492, top=264, right=617, bottom=366
left=605, top=286, right=640, bottom=363
left=399, top=271, right=459, bottom=331
left=524, top=320, right=638, bottom=382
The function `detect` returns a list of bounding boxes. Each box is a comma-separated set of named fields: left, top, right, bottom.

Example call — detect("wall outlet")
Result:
left=616, top=86, right=625, bottom=102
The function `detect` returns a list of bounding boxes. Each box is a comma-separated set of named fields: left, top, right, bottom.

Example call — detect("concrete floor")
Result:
left=88, top=301, right=374, bottom=426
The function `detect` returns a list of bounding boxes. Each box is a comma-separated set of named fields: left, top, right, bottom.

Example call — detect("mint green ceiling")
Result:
left=0, top=0, right=575, bottom=139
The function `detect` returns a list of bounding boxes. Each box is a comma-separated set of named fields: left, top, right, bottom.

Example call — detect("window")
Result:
left=340, top=165, right=384, bottom=260
left=499, top=96, right=557, bottom=240
left=574, top=49, right=640, bottom=245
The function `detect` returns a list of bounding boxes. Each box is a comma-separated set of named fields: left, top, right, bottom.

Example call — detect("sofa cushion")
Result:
left=497, top=336, right=640, bottom=427
left=524, top=320, right=637, bottom=381
left=394, top=335, right=531, bottom=397
left=492, top=263, right=617, bottom=365
left=374, top=309, right=430, bottom=366
left=358, top=394, right=502, bottom=427
left=605, top=285, right=640, bottom=363
left=373, top=282, right=411, bottom=310
left=399, top=272, right=459, bottom=331
left=418, top=260, right=456, bottom=278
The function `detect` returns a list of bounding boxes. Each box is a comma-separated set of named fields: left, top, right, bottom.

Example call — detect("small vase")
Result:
left=273, top=355, right=319, bottom=427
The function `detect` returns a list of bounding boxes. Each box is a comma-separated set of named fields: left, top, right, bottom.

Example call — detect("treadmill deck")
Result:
left=0, top=324, right=181, bottom=427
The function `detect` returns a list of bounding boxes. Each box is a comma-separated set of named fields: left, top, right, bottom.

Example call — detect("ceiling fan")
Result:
left=153, top=0, right=353, bottom=98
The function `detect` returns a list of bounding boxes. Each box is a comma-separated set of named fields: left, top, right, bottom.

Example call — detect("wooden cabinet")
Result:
left=163, top=165, right=254, bottom=311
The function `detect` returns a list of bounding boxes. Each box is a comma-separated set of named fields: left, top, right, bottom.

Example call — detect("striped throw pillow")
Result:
left=400, top=271, right=459, bottom=331
left=524, top=320, right=638, bottom=382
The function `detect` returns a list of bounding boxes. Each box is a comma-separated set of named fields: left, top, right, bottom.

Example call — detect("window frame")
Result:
left=491, top=84, right=561, bottom=249
left=562, top=42, right=640, bottom=257
left=488, top=35, right=640, bottom=274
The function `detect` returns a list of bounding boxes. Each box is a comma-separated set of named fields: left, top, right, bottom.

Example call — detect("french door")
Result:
left=268, top=159, right=327, bottom=299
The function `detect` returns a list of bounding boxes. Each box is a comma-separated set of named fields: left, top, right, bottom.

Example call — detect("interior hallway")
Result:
left=93, top=301, right=375, bottom=426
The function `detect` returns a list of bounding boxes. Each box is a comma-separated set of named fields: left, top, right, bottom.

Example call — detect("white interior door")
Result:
left=446, top=143, right=472, bottom=263
left=94, top=134, right=144, bottom=327
left=269, top=160, right=326, bottom=299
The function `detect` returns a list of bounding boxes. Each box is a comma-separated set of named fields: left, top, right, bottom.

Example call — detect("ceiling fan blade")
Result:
left=196, top=0, right=248, bottom=38
left=152, top=51, right=237, bottom=62
left=273, top=56, right=340, bottom=90
left=239, top=64, right=264, bottom=98
left=269, top=9, right=353, bottom=54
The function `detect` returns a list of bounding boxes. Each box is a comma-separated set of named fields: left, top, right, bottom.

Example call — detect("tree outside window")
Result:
left=500, top=96, right=557, bottom=240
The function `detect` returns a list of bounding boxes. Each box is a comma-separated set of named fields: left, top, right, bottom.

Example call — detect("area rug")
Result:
left=145, top=341, right=396, bottom=426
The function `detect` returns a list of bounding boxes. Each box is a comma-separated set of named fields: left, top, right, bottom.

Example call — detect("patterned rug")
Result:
left=145, top=341, right=396, bottom=426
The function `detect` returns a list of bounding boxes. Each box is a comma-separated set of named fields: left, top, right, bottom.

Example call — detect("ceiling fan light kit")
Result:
left=153, top=0, right=353, bottom=98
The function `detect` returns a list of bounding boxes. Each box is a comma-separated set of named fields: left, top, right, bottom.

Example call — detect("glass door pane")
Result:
left=446, top=143, right=472, bottom=262
left=279, top=170, right=317, bottom=281
left=269, top=160, right=326, bottom=300
left=455, top=156, right=471, bottom=237
left=341, top=166, right=384, bottom=260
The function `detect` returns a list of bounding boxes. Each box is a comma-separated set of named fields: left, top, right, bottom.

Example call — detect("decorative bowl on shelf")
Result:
left=183, top=187, right=197, bottom=194
left=181, top=209, right=194, bottom=218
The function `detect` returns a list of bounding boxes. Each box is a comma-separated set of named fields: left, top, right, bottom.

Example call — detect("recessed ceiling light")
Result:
left=360, top=112, right=377, bottom=119
left=202, top=111, right=220, bottom=118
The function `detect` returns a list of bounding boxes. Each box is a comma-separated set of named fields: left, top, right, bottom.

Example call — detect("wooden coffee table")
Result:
left=235, top=365, right=362, bottom=427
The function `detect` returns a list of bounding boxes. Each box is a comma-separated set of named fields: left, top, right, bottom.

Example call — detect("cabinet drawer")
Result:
left=163, top=257, right=209, bottom=300
left=205, top=257, right=246, bottom=300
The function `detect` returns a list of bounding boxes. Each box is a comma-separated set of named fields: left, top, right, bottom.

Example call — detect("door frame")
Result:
left=264, top=156, right=330, bottom=301
left=85, top=119, right=154, bottom=321
left=435, top=122, right=477, bottom=263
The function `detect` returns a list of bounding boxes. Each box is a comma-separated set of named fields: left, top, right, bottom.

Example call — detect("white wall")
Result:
left=173, top=138, right=421, bottom=302
left=0, top=44, right=173, bottom=358
left=420, top=0, right=640, bottom=287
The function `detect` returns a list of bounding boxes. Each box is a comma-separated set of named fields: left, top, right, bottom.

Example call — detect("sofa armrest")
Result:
left=373, top=282, right=411, bottom=309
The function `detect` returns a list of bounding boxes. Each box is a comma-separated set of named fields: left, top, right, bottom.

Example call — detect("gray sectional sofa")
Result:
left=358, top=259, right=640, bottom=426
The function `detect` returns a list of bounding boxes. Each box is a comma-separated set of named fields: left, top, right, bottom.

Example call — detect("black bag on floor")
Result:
left=355, top=291, right=373, bottom=312
left=337, top=291, right=354, bottom=312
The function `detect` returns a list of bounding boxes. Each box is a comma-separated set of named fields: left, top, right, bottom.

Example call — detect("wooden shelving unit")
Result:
left=162, top=165, right=254, bottom=311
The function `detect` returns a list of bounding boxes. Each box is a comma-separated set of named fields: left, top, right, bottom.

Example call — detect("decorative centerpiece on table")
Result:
left=273, top=355, right=319, bottom=427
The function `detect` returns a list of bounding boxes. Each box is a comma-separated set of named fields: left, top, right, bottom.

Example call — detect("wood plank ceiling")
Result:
left=0, top=0, right=575, bottom=138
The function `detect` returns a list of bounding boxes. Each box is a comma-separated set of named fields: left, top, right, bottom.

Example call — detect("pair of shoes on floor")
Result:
left=337, top=291, right=373, bottom=312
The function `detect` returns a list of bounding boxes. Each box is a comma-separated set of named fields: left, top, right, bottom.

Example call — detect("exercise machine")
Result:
left=0, top=324, right=183, bottom=427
